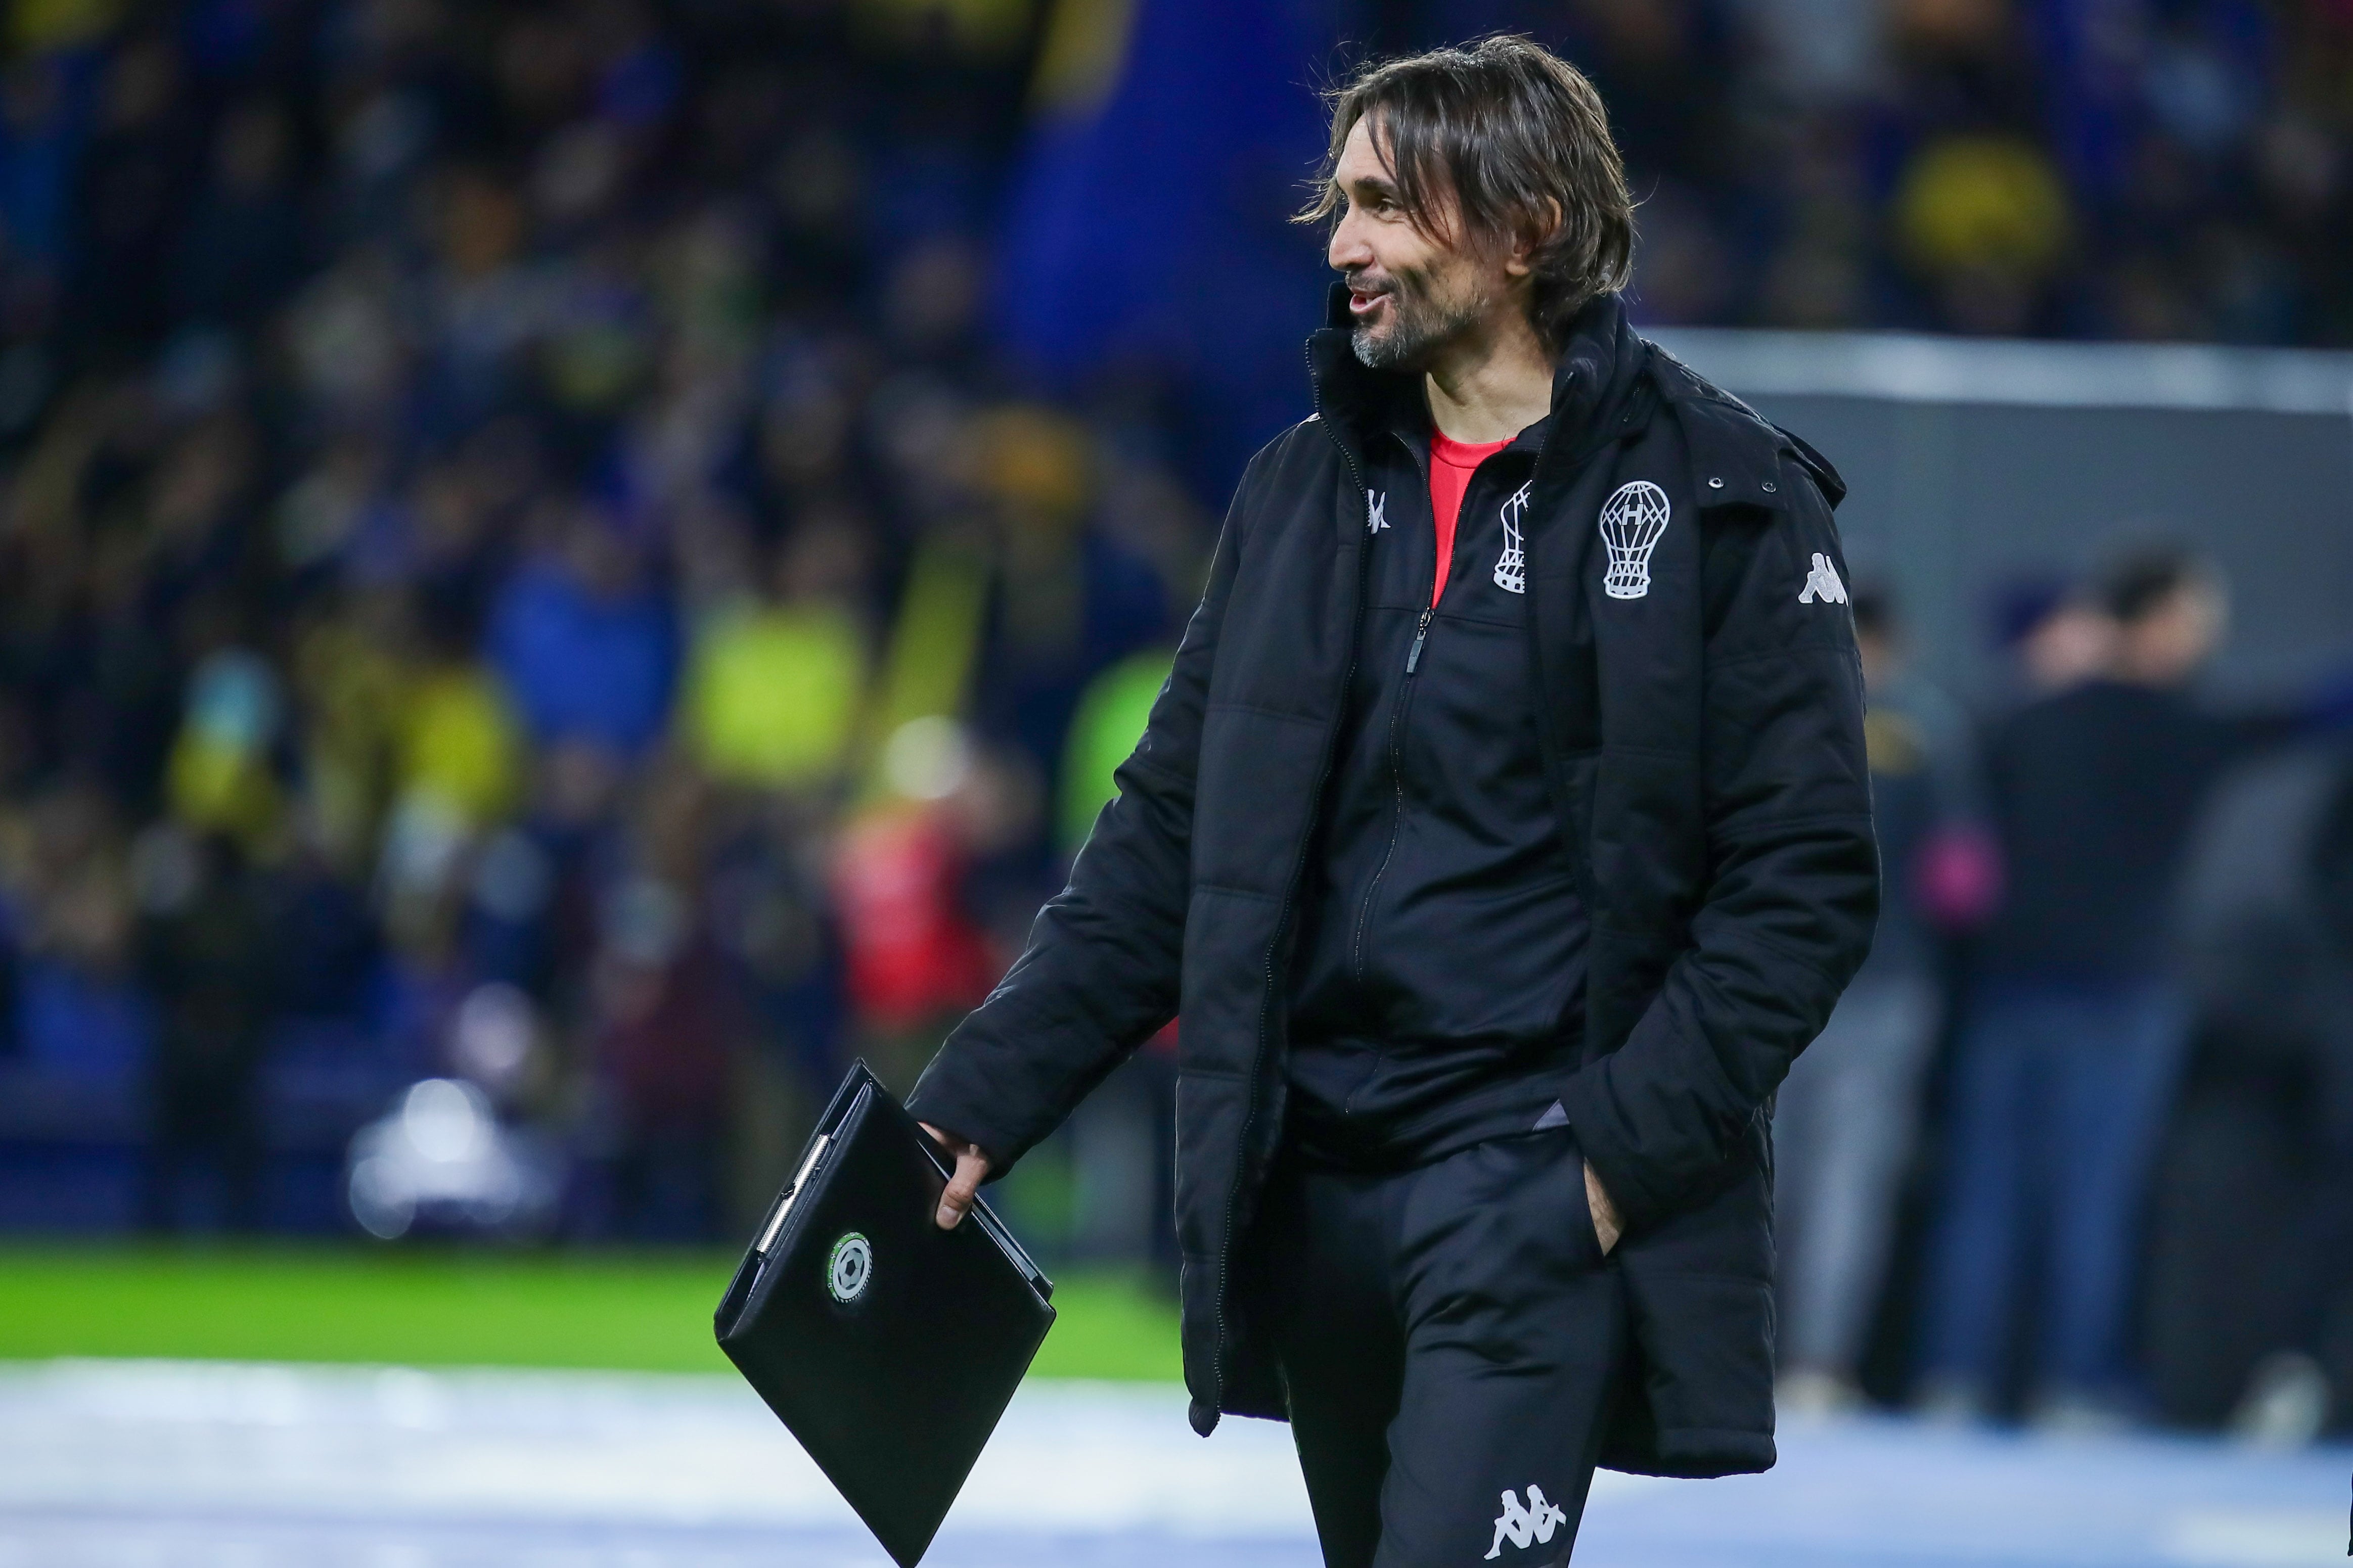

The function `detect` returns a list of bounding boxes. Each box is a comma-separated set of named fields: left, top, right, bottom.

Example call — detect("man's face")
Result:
left=1327, top=116, right=1505, bottom=372
left=2120, top=580, right=2227, bottom=687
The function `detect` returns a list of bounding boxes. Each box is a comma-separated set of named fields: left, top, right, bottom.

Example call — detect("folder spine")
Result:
left=760, top=1133, right=834, bottom=1254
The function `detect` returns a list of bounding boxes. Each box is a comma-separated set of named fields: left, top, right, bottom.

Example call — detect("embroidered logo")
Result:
left=1492, top=482, right=1530, bottom=594
left=1367, top=490, right=1389, bottom=534
left=1485, top=1485, right=1570, bottom=1559
left=1598, top=481, right=1671, bottom=600
left=827, top=1232, right=873, bottom=1303
left=1798, top=551, right=1848, bottom=605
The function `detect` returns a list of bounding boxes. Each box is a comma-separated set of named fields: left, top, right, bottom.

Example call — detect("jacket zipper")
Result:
left=1208, top=346, right=1369, bottom=1418
left=1348, top=598, right=1432, bottom=984
left=1352, top=442, right=1461, bottom=983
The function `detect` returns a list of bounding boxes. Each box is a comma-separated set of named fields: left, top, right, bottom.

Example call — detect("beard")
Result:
left=1349, top=264, right=1487, bottom=372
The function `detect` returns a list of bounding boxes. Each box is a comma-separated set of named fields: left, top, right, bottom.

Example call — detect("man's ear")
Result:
left=1504, top=200, right=1563, bottom=279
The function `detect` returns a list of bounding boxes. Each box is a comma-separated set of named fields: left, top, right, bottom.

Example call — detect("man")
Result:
left=912, top=37, right=1877, bottom=1565
left=1918, top=547, right=2285, bottom=1428
left=2152, top=719, right=2353, bottom=1437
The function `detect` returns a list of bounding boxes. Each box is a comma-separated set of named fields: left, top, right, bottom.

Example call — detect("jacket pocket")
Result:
left=1602, top=1134, right=1778, bottom=1478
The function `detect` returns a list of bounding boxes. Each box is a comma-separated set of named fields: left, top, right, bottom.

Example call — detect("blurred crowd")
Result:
left=1348, top=0, right=2353, bottom=342
left=1602, top=0, right=2353, bottom=340
left=1781, top=550, right=2353, bottom=1441
left=0, top=0, right=2348, bottom=1440
left=0, top=0, right=1201, bottom=1248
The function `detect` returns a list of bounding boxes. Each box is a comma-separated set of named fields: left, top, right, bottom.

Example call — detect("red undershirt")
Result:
left=1426, top=430, right=1514, bottom=606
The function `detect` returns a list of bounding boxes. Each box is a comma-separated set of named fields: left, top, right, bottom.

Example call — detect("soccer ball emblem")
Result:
left=828, top=1232, right=873, bottom=1303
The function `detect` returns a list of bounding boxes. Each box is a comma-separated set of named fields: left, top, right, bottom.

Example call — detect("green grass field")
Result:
left=0, top=1246, right=1184, bottom=1380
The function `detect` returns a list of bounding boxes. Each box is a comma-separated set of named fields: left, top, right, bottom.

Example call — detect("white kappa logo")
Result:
left=1798, top=551, right=1848, bottom=605
left=1367, top=490, right=1389, bottom=534
left=1492, top=481, right=1530, bottom=594
left=1484, top=1484, right=1570, bottom=1558
left=1598, top=481, right=1671, bottom=600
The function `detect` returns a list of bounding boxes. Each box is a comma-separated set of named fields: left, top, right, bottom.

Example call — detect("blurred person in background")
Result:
left=1058, top=648, right=1176, bottom=867
left=683, top=520, right=872, bottom=802
left=591, top=762, right=742, bottom=1242
left=680, top=516, right=873, bottom=1169
left=1775, top=585, right=1990, bottom=1415
left=1991, top=575, right=2118, bottom=700
left=833, top=717, right=1030, bottom=1094
left=487, top=499, right=680, bottom=763
left=134, top=827, right=278, bottom=1232
left=288, top=588, right=411, bottom=871
left=171, top=97, right=308, bottom=337
left=1917, top=545, right=2292, bottom=1427
left=68, top=29, right=201, bottom=361
left=165, top=636, right=289, bottom=857
left=2145, top=724, right=2353, bottom=1441
left=12, top=786, right=145, bottom=1097
left=393, top=590, right=524, bottom=842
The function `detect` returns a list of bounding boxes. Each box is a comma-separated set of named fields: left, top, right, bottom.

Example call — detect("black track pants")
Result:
left=1250, top=1125, right=1630, bottom=1568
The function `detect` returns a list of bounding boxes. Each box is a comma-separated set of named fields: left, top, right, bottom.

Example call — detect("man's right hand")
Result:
left=920, top=1123, right=991, bottom=1229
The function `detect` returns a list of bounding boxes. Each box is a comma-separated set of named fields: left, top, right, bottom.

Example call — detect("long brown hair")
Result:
left=1298, top=36, right=1636, bottom=348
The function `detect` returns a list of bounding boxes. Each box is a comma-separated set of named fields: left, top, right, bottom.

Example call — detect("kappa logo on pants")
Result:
left=1484, top=1484, right=1569, bottom=1558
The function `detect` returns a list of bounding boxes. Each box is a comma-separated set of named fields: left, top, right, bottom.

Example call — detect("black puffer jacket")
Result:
left=910, top=291, right=1878, bottom=1477
left=1282, top=383, right=1592, bottom=1168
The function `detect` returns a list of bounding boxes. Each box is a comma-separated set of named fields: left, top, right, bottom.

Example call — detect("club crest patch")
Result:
left=1598, top=481, right=1671, bottom=600
left=1493, top=483, right=1530, bottom=594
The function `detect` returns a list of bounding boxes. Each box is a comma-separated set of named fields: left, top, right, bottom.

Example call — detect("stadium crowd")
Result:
left=0, top=0, right=2347, bottom=1436
left=0, top=0, right=1203, bottom=1247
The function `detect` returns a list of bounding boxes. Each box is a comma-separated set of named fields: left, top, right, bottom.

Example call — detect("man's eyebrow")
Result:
left=1348, top=171, right=1402, bottom=202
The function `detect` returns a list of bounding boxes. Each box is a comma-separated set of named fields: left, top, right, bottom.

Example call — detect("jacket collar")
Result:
left=1306, top=285, right=1648, bottom=462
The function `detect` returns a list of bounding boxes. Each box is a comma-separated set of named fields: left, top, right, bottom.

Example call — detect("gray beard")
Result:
left=1349, top=282, right=1487, bottom=372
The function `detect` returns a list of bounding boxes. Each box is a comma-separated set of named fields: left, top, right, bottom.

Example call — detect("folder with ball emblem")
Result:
left=714, top=1062, right=1056, bottom=1567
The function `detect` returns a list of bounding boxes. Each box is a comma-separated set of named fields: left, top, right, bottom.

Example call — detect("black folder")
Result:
left=715, top=1063, right=1056, bottom=1566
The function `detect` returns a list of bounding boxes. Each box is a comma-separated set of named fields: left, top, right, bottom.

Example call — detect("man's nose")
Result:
left=1328, top=213, right=1371, bottom=273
